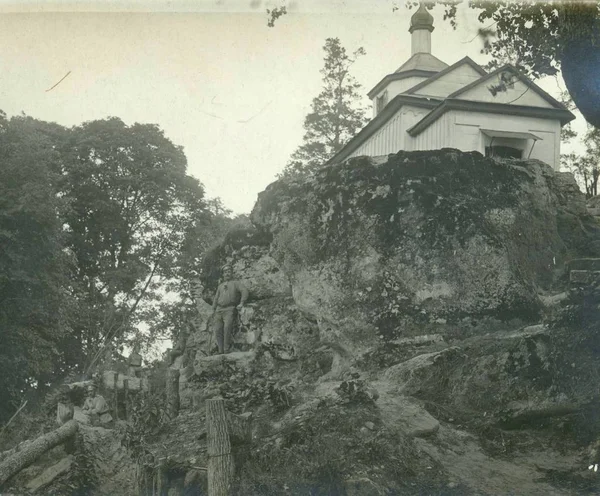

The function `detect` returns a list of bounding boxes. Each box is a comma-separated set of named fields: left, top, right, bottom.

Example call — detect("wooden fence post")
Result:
left=157, top=457, right=167, bottom=496
left=113, top=373, right=119, bottom=421
left=123, top=378, right=129, bottom=421
left=206, top=399, right=234, bottom=496
left=167, top=369, right=180, bottom=419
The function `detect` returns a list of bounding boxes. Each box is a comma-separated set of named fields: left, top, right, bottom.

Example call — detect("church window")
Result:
left=376, top=91, right=388, bottom=114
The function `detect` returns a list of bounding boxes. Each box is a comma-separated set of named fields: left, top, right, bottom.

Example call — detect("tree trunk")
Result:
left=167, top=368, right=180, bottom=419
left=206, top=399, right=234, bottom=496
left=0, top=419, right=78, bottom=487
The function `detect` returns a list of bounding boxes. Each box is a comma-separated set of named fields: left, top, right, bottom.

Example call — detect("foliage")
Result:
left=335, top=373, right=376, bottom=405
left=438, top=1, right=600, bottom=128
left=54, top=117, right=212, bottom=371
left=0, top=109, right=226, bottom=419
left=192, top=360, right=294, bottom=414
left=266, top=5, right=287, bottom=27
left=280, top=38, right=368, bottom=179
left=67, top=429, right=100, bottom=496
left=0, top=113, right=71, bottom=420
left=121, top=390, right=171, bottom=462
left=562, top=126, right=600, bottom=197
left=234, top=398, right=423, bottom=495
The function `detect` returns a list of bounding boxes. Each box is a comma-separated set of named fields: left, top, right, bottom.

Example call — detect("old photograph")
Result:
left=0, top=0, right=599, bottom=494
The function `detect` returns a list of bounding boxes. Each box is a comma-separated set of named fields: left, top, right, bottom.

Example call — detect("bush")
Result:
left=233, top=398, right=421, bottom=495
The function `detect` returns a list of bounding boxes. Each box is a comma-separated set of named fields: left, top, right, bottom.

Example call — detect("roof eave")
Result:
left=367, top=70, right=439, bottom=99
left=448, top=64, right=567, bottom=110
left=408, top=99, right=576, bottom=137
left=329, top=95, right=441, bottom=164
left=405, top=56, right=487, bottom=95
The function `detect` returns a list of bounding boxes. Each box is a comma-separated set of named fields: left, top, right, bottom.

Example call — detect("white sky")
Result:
left=0, top=0, right=587, bottom=214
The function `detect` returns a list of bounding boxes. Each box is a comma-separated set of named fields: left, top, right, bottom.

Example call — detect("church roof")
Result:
left=407, top=99, right=575, bottom=137
left=367, top=69, right=439, bottom=99
left=405, top=56, right=487, bottom=95
left=448, top=64, right=567, bottom=109
left=395, top=52, right=448, bottom=74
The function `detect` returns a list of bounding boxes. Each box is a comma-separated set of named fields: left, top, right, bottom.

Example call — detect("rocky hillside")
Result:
left=2, top=149, right=600, bottom=495
left=192, top=150, right=600, bottom=494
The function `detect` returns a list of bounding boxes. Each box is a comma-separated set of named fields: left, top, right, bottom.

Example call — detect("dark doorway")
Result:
left=485, top=145, right=523, bottom=159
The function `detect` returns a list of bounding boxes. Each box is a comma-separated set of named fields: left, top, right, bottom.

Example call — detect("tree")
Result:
left=562, top=126, right=600, bottom=198
left=0, top=113, right=71, bottom=419
left=437, top=1, right=600, bottom=128
left=56, top=117, right=211, bottom=370
left=280, top=38, right=368, bottom=178
left=141, top=203, right=245, bottom=349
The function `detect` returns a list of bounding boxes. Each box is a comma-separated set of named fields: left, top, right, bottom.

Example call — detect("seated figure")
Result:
left=82, top=384, right=112, bottom=425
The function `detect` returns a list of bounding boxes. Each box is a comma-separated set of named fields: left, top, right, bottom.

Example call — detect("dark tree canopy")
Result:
left=57, top=117, right=211, bottom=370
left=0, top=113, right=221, bottom=419
left=0, top=114, right=71, bottom=418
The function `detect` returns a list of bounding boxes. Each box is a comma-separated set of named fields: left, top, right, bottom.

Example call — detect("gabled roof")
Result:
left=448, top=64, right=567, bottom=110
left=395, top=52, right=448, bottom=74
left=405, top=56, right=487, bottom=95
left=367, top=69, right=439, bottom=99
left=328, top=94, right=442, bottom=164
left=407, top=98, right=576, bottom=137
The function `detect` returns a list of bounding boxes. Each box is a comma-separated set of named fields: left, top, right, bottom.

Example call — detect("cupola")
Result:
left=409, top=3, right=434, bottom=55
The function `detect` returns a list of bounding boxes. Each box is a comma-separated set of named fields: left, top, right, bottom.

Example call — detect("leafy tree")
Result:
left=280, top=38, right=368, bottom=178
left=0, top=113, right=71, bottom=419
left=562, top=127, right=600, bottom=198
left=437, top=1, right=600, bottom=128
left=56, top=117, right=211, bottom=371
left=141, top=204, right=246, bottom=349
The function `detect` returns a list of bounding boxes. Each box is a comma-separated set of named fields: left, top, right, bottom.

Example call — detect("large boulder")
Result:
left=251, top=150, right=599, bottom=351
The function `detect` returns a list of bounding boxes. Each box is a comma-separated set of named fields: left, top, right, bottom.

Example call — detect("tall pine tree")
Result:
left=281, top=38, right=368, bottom=178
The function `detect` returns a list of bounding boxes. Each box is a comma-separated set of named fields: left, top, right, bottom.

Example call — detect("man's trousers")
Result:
left=213, top=306, right=237, bottom=354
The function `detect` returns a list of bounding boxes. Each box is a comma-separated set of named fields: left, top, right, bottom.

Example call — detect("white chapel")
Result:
left=330, top=4, right=575, bottom=169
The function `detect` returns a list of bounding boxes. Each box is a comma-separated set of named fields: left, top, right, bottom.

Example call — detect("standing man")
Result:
left=211, top=269, right=249, bottom=354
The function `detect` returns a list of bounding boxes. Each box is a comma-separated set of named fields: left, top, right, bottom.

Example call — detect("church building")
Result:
left=330, top=4, right=575, bottom=169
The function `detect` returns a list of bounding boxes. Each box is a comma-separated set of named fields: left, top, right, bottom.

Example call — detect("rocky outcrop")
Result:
left=154, top=150, right=600, bottom=496
left=250, top=150, right=599, bottom=353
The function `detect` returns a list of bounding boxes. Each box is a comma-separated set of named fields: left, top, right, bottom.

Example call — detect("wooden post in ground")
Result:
left=123, top=379, right=129, bottom=421
left=206, top=399, right=234, bottom=496
left=156, top=457, right=167, bottom=496
left=166, top=369, right=180, bottom=419
left=113, top=373, right=119, bottom=421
